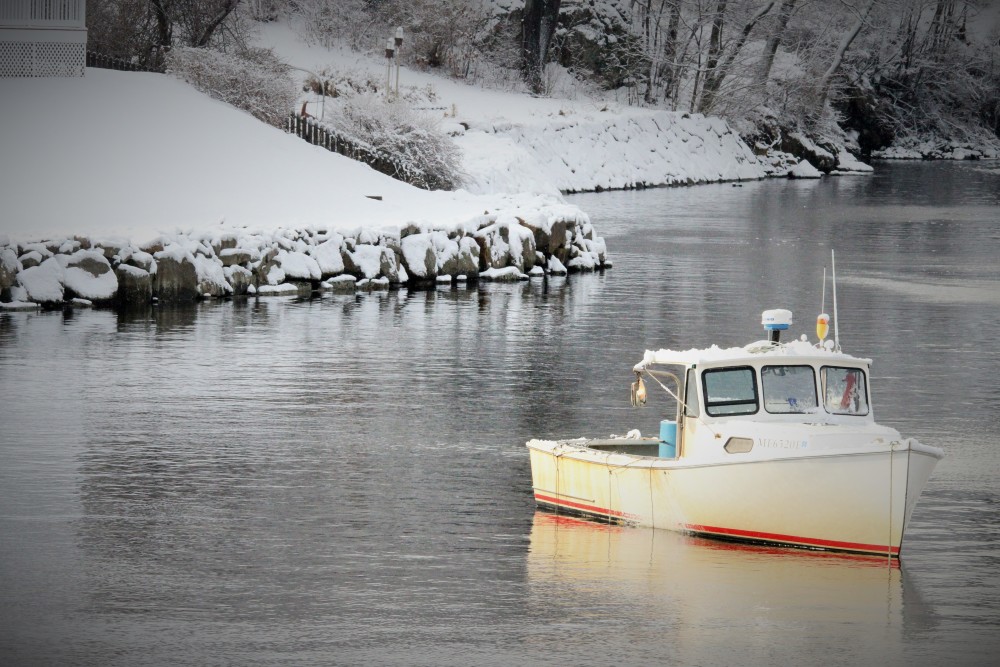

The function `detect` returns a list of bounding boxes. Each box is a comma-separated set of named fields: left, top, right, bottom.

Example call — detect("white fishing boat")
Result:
left=526, top=260, right=944, bottom=558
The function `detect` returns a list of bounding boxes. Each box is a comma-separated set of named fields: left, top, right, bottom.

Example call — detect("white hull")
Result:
left=527, top=438, right=942, bottom=557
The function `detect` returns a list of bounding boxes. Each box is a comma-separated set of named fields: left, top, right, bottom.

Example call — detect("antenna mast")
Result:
left=832, top=250, right=840, bottom=351
left=821, top=267, right=826, bottom=314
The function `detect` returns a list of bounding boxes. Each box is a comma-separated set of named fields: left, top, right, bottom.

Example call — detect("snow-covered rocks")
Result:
left=116, top=263, right=153, bottom=304
left=788, top=160, right=823, bottom=179
left=873, top=138, right=1000, bottom=161
left=17, top=257, right=65, bottom=305
left=153, top=246, right=200, bottom=302
left=476, top=217, right=536, bottom=272
left=59, top=250, right=118, bottom=302
left=0, top=205, right=610, bottom=308
left=0, top=246, right=20, bottom=297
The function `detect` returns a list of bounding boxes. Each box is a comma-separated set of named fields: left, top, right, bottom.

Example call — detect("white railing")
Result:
left=0, top=0, right=85, bottom=28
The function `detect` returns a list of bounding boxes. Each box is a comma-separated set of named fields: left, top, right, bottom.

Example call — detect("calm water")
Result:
left=2, top=161, right=998, bottom=666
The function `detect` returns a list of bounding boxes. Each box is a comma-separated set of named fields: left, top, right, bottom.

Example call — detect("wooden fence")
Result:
left=86, top=51, right=163, bottom=73
left=286, top=113, right=412, bottom=185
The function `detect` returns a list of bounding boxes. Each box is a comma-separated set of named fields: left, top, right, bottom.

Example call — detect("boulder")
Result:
left=344, top=244, right=384, bottom=280
left=17, top=257, right=64, bottom=305
left=566, top=237, right=608, bottom=272
left=323, top=275, right=357, bottom=293
left=549, top=219, right=571, bottom=264
left=309, top=236, right=345, bottom=278
left=788, top=160, right=822, bottom=179
left=357, top=277, right=391, bottom=291
left=153, top=248, right=199, bottom=302
left=18, top=250, right=44, bottom=270
left=440, top=237, right=480, bottom=277
left=60, top=250, right=118, bottom=303
left=519, top=214, right=553, bottom=256
left=139, top=239, right=164, bottom=255
left=400, top=233, right=438, bottom=280
left=126, top=250, right=157, bottom=273
left=115, top=264, right=152, bottom=305
left=258, top=260, right=285, bottom=286
left=211, top=234, right=238, bottom=255
left=94, top=241, right=125, bottom=262
left=782, top=132, right=836, bottom=172
left=479, top=266, right=528, bottom=282
left=1, top=246, right=21, bottom=297
left=57, top=239, right=81, bottom=254
left=193, top=255, right=231, bottom=297
left=257, top=282, right=302, bottom=296
left=219, top=248, right=253, bottom=267
left=476, top=219, right=536, bottom=271
left=379, top=247, right=401, bottom=283
left=224, top=265, right=253, bottom=295
left=20, top=243, right=52, bottom=259
left=276, top=250, right=321, bottom=282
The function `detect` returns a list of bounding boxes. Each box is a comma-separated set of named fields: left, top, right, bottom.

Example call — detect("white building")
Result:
left=0, top=0, right=86, bottom=77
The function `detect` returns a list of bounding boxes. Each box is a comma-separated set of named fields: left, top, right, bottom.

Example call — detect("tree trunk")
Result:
left=699, top=1, right=773, bottom=114
left=815, top=0, right=876, bottom=116
left=522, top=0, right=562, bottom=94
left=190, top=0, right=242, bottom=48
left=754, top=0, right=795, bottom=86
left=662, top=1, right=681, bottom=105
left=151, top=0, right=173, bottom=50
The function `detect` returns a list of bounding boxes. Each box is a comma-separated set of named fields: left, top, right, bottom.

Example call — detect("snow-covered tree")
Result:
left=166, top=46, right=297, bottom=128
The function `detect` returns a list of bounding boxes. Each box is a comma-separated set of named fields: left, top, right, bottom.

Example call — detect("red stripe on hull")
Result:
left=534, top=494, right=899, bottom=556
left=533, top=493, right=635, bottom=520
left=684, top=523, right=900, bottom=556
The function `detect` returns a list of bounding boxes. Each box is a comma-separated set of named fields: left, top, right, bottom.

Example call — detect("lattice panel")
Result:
left=0, top=41, right=84, bottom=77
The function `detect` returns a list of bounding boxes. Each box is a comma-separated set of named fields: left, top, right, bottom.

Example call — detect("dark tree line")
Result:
left=87, top=0, right=243, bottom=68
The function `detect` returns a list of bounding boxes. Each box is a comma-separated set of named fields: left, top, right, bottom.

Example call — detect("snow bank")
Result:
left=0, top=69, right=591, bottom=247
left=455, top=110, right=768, bottom=194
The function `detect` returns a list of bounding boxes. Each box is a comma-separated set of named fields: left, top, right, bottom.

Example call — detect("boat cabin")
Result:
left=623, top=310, right=878, bottom=461
left=646, top=346, right=873, bottom=423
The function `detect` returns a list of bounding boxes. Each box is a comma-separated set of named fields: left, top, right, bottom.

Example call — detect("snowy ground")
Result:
left=0, top=68, right=574, bottom=246
left=254, top=21, right=773, bottom=195
left=0, top=19, right=856, bottom=249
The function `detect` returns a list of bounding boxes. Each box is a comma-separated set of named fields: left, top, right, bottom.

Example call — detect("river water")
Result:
left=1, top=161, right=998, bottom=666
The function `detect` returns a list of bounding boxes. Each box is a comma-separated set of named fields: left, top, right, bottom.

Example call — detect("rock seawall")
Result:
left=0, top=207, right=608, bottom=310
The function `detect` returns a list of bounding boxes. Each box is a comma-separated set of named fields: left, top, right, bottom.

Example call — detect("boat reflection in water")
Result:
left=526, top=510, right=935, bottom=664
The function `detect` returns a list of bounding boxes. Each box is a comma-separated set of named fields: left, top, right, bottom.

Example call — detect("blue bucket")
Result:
left=659, top=420, right=677, bottom=458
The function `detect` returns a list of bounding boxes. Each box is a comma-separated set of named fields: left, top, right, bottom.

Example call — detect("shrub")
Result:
left=330, top=93, right=463, bottom=191
left=166, top=46, right=297, bottom=128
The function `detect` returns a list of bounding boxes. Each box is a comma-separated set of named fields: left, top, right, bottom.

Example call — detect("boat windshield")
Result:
left=822, top=366, right=869, bottom=415
left=761, top=365, right=818, bottom=414
left=703, top=367, right=758, bottom=416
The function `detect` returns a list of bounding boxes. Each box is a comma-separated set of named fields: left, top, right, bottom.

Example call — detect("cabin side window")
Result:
left=761, top=365, right=818, bottom=414
left=821, top=366, right=870, bottom=416
left=684, top=368, right=700, bottom=417
left=702, top=367, right=758, bottom=416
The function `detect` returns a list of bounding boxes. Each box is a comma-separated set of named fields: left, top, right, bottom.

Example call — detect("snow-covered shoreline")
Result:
left=1, top=23, right=877, bottom=309
left=0, top=206, right=607, bottom=309
left=0, top=67, right=615, bottom=308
